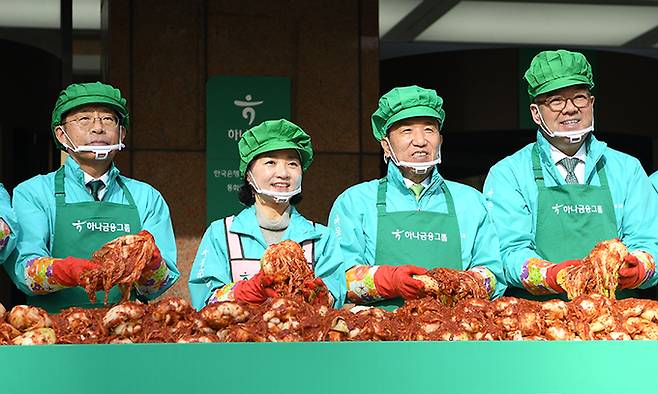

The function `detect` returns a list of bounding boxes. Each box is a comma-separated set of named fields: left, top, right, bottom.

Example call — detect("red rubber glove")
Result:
left=545, top=259, right=582, bottom=293
left=302, top=277, right=330, bottom=305
left=374, top=265, right=428, bottom=300
left=233, top=272, right=278, bottom=303
left=149, top=245, right=162, bottom=270
left=302, top=277, right=325, bottom=294
left=619, top=254, right=645, bottom=289
left=51, top=257, right=101, bottom=287
left=138, top=230, right=162, bottom=270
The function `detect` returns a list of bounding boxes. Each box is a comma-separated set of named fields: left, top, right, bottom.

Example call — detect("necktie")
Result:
left=410, top=183, right=425, bottom=201
left=87, top=180, right=105, bottom=201
left=558, top=157, right=580, bottom=184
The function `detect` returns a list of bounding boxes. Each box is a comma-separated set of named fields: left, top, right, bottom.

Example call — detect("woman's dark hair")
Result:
left=238, top=179, right=302, bottom=206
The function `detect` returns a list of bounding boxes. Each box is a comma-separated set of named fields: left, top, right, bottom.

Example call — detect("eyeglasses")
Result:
left=540, top=94, right=592, bottom=112
left=62, top=115, right=119, bottom=129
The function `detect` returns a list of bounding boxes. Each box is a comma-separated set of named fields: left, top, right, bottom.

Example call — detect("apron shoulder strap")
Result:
left=223, top=215, right=244, bottom=260
left=54, top=166, right=66, bottom=205
left=115, top=177, right=138, bottom=206
left=300, top=239, right=315, bottom=268
left=440, top=181, right=456, bottom=215
left=531, top=143, right=546, bottom=187
left=376, top=178, right=388, bottom=215
left=224, top=215, right=262, bottom=283
left=300, top=219, right=316, bottom=268
left=593, top=157, right=609, bottom=187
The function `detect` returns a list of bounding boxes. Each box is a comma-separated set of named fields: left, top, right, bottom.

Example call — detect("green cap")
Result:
left=51, top=82, right=129, bottom=150
left=238, top=119, right=313, bottom=177
left=524, top=49, right=594, bottom=99
left=371, top=85, right=445, bottom=141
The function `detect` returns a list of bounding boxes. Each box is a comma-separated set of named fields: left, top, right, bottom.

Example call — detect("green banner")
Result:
left=1, top=341, right=658, bottom=394
left=206, top=76, right=291, bottom=224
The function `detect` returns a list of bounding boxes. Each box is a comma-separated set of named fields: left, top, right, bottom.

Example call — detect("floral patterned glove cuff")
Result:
left=207, top=282, right=239, bottom=304
left=0, top=218, right=10, bottom=251
left=520, top=258, right=560, bottom=295
left=346, top=265, right=386, bottom=303
left=468, top=266, right=497, bottom=298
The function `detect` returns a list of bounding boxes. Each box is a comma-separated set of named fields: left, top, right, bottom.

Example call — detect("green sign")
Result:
left=206, top=76, right=291, bottom=224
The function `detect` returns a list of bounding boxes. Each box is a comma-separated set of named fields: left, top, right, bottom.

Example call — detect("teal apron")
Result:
left=27, top=167, right=142, bottom=313
left=507, top=144, right=642, bottom=300
left=373, top=177, right=462, bottom=310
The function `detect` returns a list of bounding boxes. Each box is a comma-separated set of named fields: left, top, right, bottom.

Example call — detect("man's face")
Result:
left=55, top=104, right=124, bottom=162
left=530, top=85, right=595, bottom=144
left=381, top=116, right=442, bottom=165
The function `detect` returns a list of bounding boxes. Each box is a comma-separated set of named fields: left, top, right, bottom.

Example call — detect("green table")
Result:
left=0, top=341, right=651, bottom=393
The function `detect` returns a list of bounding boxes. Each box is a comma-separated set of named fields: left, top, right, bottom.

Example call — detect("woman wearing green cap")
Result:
left=328, top=86, right=505, bottom=310
left=484, top=49, right=658, bottom=300
left=188, top=119, right=346, bottom=309
left=7, top=82, right=179, bottom=312
left=0, top=184, right=17, bottom=265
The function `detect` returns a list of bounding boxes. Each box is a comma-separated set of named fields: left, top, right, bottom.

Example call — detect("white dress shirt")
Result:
left=83, top=171, right=110, bottom=200
left=402, top=175, right=432, bottom=189
left=549, top=143, right=587, bottom=185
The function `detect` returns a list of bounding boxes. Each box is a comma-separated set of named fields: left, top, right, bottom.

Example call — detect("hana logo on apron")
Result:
left=71, top=220, right=132, bottom=233
left=551, top=203, right=604, bottom=215
left=390, top=229, right=448, bottom=242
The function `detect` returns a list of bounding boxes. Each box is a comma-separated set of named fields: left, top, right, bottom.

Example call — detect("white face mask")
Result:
left=59, top=126, right=125, bottom=160
left=532, top=104, right=594, bottom=144
left=383, top=137, right=441, bottom=175
left=248, top=171, right=302, bottom=204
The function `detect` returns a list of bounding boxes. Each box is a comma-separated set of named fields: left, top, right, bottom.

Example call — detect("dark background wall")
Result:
left=0, top=40, right=60, bottom=191
left=0, top=39, right=61, bottom=306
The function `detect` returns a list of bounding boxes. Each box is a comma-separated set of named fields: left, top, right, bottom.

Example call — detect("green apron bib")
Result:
left=373, top=177, right=462, bottom=310
left=27, top=167, right=142, bottom=313
left=507, top=144, right=641, bottom=300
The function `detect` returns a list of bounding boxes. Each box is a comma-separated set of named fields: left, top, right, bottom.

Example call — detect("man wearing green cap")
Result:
left=7, top=82, right=179, bottom=312
left=329, top=86, right=505, bottom=309
left=0, top=184, right=17, bottom=265
left=484, top=49, right=658, bottom=299
left=188, top=119, right=346, bottom=310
